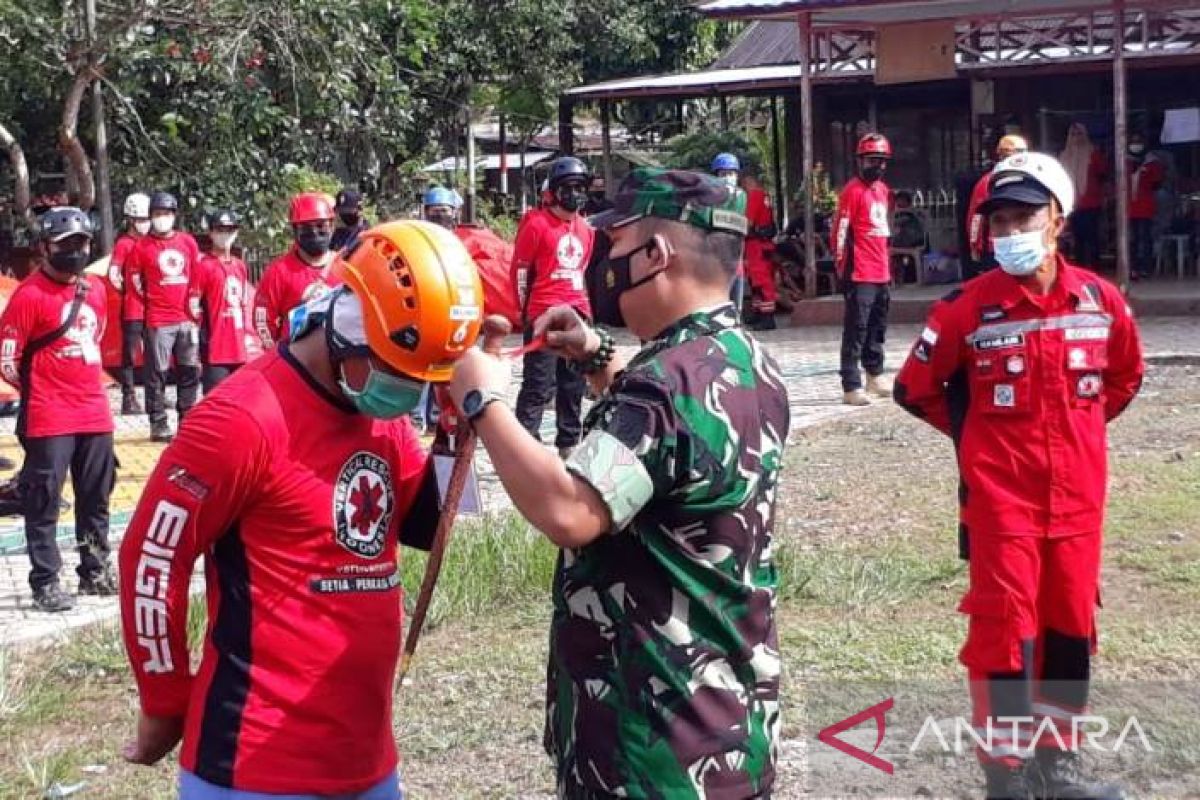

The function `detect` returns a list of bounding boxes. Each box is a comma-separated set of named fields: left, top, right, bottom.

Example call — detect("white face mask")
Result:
left=721, top=174, right=739, bottom=189
left=212, top=231, right=238, bottom=251
left=133, top=220, right=151, bottom=236
left=992, top=227, right=1048, bottom=276
left=151, top=215, right=175, bottom=235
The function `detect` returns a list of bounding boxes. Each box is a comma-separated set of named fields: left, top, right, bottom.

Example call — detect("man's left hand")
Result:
left=447, top=316, right=512, bottom=410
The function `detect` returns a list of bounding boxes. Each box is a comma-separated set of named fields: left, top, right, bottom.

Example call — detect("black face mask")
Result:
left=297, top=229, right=332, bottom=257
left=860, top=166, right=886, bottom=183
left=427, top=212, right=456, bottom=230
left=48, top=249, right=90, bottom=275
left=555, top=185, right=588, bottom=213
left=339, top=212, right=361, bottom=227
left=590, top=241, right=664, bottom=328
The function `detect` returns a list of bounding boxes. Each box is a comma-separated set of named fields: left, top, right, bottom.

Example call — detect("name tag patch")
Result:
left=975, top=333, right=1025, bottom=352
left=1065, top=327, right=1110, bottom=341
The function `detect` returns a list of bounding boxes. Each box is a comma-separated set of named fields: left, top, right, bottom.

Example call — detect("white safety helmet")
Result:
left=983, top=152, right=1076, bottom=218
left=123, top=192, right=151, bottom=219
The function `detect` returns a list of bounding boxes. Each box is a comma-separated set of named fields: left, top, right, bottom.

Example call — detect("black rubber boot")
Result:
left=984, top=762, right=1035, bottom=800
left=1032, top=750, right=1126, bottom=800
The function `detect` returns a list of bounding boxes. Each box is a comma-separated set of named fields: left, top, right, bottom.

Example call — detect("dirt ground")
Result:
left=1, top=365, right=1197, bottom=799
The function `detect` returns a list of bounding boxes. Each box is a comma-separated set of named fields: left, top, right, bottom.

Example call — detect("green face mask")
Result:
left=338, top=362, right=425, bottom=419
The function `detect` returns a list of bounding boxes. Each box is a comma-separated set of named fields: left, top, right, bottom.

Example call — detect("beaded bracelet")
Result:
left=578, top=327, right=616, bottom=375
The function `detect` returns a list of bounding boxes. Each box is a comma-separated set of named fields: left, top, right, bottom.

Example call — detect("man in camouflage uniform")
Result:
left=449, top=168, right=789, bottom=799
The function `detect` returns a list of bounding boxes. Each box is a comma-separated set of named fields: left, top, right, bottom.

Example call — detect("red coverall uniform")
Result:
left=455, top=223, right=519, bottom=327
left=253, top=249, right=341, bottom=348
left=510, top=206, right=594, bottom=449
left=1126, top=156, right=1165, bottom=278
left=894, top=258, right=1144, bottom=767
left=119, top=347, right=439, bottom=794
left=744, top=187, right=777, bottom=315
left=832, top=176, right=892, bottom=392
left=108, top=234, right=146, bottom=397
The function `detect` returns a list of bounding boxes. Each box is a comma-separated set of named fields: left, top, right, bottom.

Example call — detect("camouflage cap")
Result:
left=590, top=168, right=748, bottom=237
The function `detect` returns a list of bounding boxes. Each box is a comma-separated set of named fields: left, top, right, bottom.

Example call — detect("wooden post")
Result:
left=558, top=97, right=574, bottom=155
left=601, top=100, right=614, bottom=198
left=498, top=114, right=508, bottom=196
left=1113, top=0, right=1130, bottom=291
left=719, top=95, right=730, bottom=130
left=465, top=109, right=476, bottom=224
left=798, top=12, right=816, bottom=298
left=770, top=95, right=785, bottom=229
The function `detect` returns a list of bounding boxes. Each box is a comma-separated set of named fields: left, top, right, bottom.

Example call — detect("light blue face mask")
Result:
left=338, top=362, right=426, bottom=419
left=992, top=228, right=1047, bottom=276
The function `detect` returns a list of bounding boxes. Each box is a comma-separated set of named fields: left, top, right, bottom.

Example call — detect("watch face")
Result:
left=463, top=389, right=483, bottom=418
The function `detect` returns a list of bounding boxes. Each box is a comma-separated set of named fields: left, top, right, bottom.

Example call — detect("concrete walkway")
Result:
left=2, top=317, right=1196, bottom=646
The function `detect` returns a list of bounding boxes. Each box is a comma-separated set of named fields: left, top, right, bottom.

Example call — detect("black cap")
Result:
left=335, top=189, right=363, bottom=212
left=207, top=208, right=241, bottom=229
left=977, top=170, right=1054, bottom=215
left=149, top=191, right=178, bottom=212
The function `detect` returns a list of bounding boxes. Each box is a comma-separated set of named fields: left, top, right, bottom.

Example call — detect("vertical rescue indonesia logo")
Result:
left=333, top=451, right=394, bottom=559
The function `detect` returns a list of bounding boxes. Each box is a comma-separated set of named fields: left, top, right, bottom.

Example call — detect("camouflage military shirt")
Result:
left=550, top=302, right=790, bottom=799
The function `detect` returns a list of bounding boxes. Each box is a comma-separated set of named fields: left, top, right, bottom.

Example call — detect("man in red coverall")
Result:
left=120, top=220, right=484, bottom=800
left=742, top=173, right=779, bottom=331
left=967, top=135, right=1029, bottom=274
left=511, top=155, right=595, bottom=458
left=194, top=209, right=249, bottom=393
left=894, top=152, right=1143, bottom=800
left=833, top=133, right=894, bottom=405
left=253, top=192, right=342, bottom=349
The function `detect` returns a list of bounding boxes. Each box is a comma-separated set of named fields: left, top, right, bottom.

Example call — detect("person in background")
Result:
left=832, top=133, right=894, bottom=406
left=1126, top=132, right=1165, bottom=281
left=194, top=209, right=249, bottom=393
left=711, top=151, right=748, bottom=315
left=332, top=188, right=370, bottom=252
left=584, top=175, right=612, bottom=215
left=109, top=192, right=151, bottom=416
left=1059, top=122, right=1108, bottom=269
left=130, top=191, right=202, bottom=443
left=511, top=156, right=594, bottom=459
left=1, top=208, right=116, bottom=612
left=967, top=135, right=1029, bottom=274
left=895, top=152, right=1142, bottom=800
left=254, top=192, right=341, bottom=349
left=742, top=172, right=779, bottom=330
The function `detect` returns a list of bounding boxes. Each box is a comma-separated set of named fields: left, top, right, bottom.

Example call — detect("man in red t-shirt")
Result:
left=109, top=192, right=151, bottom=415
left=510, top=156, right=595, bottom=457
left=1126, top=132, right=1165, bottom=280
left=0, top=208, right=116, bottom=613
left=832, top=133, right=894, bottom=405
left=194, top=209, right=249, bottom=393
left=130, top=191, right=202, bottom=442
left=120, top=220, right=484, bottom=799
left=253, top=192, right=342, bottom=350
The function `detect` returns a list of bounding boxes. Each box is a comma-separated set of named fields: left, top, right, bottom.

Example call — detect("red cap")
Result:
left=856, top=133, right=893, bottom=158
left=289, top=192, right=336, bottom=224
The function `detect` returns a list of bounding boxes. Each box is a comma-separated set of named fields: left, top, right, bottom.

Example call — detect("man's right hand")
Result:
left=123, top=712, right=184, bottom=766
left=532, top=305, right=600, bottom=362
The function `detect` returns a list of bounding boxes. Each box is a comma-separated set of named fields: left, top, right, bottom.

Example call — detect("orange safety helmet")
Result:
left=289, top=192, right=336, bottom=225
left=856, top=133, right=893, bottom=159
left=332, top=220, right=483, bottom=383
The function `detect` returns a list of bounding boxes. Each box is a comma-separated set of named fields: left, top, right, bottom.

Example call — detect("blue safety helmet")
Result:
left=711, top=152, right=741, bottom=173
left=422, top=186, right=457, bottom=208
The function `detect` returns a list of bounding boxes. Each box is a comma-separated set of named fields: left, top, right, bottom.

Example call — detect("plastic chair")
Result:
left=1156, top=234, right=1191, bottom=278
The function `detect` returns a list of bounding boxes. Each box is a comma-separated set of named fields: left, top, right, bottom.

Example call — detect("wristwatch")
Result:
left=461, top=389, right=503, bottom=424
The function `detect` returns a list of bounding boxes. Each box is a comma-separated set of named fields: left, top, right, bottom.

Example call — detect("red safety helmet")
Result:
left=289, top=192, right=336, bottom=225
left=856, top=133, right=893, bottom=159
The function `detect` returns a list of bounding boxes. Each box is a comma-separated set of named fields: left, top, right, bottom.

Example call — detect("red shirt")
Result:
left=119, top=348, right=430, bottom=794
left=0, top=271, right=113, bottom=437
left=1076, top=150, right=1109, bottom=212
left=253, top=249, right=341, bottom=347
left=832, top=177, right=891, bottom=283
left=966, top=173, right=992, bottom=262
left=109, top=234, right=145, bottom=322
left=455, top=224, right=520, bottom=327
left=132, top=232, right=200, bottom=327
left=511, top=207, right=594, bottom=323
left=1127, top=157, right=1165, bottom=220
left=894, top=259, right=1144, bottom=537
left=196, top=254, right=249, bottom=366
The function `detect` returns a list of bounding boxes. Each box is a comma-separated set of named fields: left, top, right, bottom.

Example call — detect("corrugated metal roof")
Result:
left=564, top=64, right=805, bottom=99
left=712, top=21, right=799, bottom=69
left=698, top=0, right=1144, bottom=25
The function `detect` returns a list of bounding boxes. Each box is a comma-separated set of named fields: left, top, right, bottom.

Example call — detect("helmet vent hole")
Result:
left=404, top=297, right=416, bottom=309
